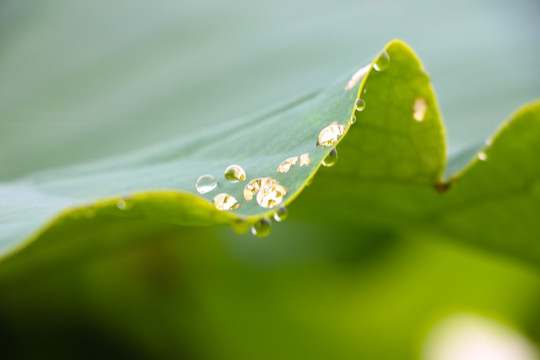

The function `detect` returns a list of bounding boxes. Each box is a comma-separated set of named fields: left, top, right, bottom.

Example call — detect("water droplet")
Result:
left=213, top=193, right=240, bottom=211
left=477, top=152, right=487, bottom=161
left=317, top=122, right=347, bottom=148
left=273, top=206, right=288, bottom=222
left=117, top=199, right=128, bottom=210
left=349, top=114, right=356, bottom=125
left=322, top=148, right=338, bottom=167
left=256, top=178, right=287, bottom=208
left=300, top=153, right=311, bottom=166
left=231, top=218, right=250, bottom=234
left=373, top=50, right=390, bottom=71
left=277, top=156, right=299, bottom=173
left=485, top=138, right=493, bottom=146
left=244, top=178, right=266, bottom=201
left=413, top=98, right=427, bottom=122
left=224, top=164, right=246, bottom=183
left=195, top=175, right=218, bottom=194
left=251, top=217, right=271, bottom=238
left=355, top=99, right=366, bottom=112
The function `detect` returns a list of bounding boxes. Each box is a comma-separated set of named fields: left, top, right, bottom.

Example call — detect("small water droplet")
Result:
left=485, top=138, right=493, bottom=146
left=231, top=218, right=250, bottom=234
left=300, top=153, right=311, bottom=166
left=277, top=156, right=299, bottom=173
left=478, top=152, right=487, bottom=161
left=273, top=206, right=288, bottom=222
left=355, top=99, right=366, bottom=112
left=256, top=178, right=287, bottom=208
left=213, top=193, right=240, bottom=210
left=413, top=98, right=427, bottom=122
left=317, top=122, right=347, bottom=148
left=373, top=50, right=390, bottom=71
left=195, top=174, right=218, bottom=194
left=349, top=114, right=356, bottom=125
left=224, top=164, right=246, bottom=183
left=251, top=217, right=271, bottom=238
left=322, top=148, right=338, bottom=167
left=117, top=199, right=128, bottom=210
left=244, top=178, right=266, bottom=201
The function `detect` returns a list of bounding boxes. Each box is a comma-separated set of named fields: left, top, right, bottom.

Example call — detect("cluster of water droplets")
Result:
left=193, top=160, right=294, bottom=237
left=192, top=49, right=436, bottom=238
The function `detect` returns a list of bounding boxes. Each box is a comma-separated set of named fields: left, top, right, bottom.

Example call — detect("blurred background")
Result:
left=1, top=0, right=540, bottom=359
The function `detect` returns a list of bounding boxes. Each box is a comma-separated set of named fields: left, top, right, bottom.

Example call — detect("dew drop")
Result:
left=231, top=218, right=250, bottom=234
left=224, top=164, right=246, bottom=183
left=277, top=156, right=299, bottom=173
left=213, top=193, right=240, bottom=211
left=413, top=98, right=427, bottom=122
left=251, top=217, right=271, bottom=238
left=195, top=174, right=218, bottom=194
left=244, top=177, right=266, bottom=201
left=485, top=138, right=493, bottom=146
left=256, top=178, right=287, bottom=208
left=317, top=122, right=347, bottom=148
left=300, top=153, right=311, bottom=166
left=349, top=114, right=356, bottom=125
left=355, top=99, right=366, bottom=112
left=117, top=199, right=128, bottom=210
left=373, top=50, right=390, bottom=71
left=322, top=148, right=338, bottom=167
left=273, top=206, right=288, bottom=222
left=478, top=152, right=487, bottom=161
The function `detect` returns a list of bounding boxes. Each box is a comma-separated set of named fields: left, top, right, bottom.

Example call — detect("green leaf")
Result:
left=1, top=39, right=539, bottom=269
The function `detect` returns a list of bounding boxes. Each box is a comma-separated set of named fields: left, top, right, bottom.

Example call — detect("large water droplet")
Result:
left=355, top=99, right=366, bottom=111
left=413, top=98, right=427, bottom=122
left=244, top=178, right=266, bottom=201
left=273, top=206, right=288, bottom=222
left=477, top=152, right=487, bottom=161
left=317, top=122, right=347, bottom=148
left=277, top=156, right=299, bottom=173
left=373, top=50, right=390, bottom=71
left=196, top=174, right=218, bottom=194
left=224, top=164, right=246, bottom=182
left=322, top=148, right=338, bottom=167
left=300, top=153, right=311, bottom=166
left=251, top=217, right=271, bottom=238
left=256, top=178, right=287, bottom=208
left=213, top=193, right=240, bottom=210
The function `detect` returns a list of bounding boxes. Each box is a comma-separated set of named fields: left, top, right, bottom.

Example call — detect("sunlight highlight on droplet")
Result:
left=213, top=193, right=240, bottom=211
left=224, top=164, right=246, bottom=183
left=317, top=122, right=347, bottom=148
